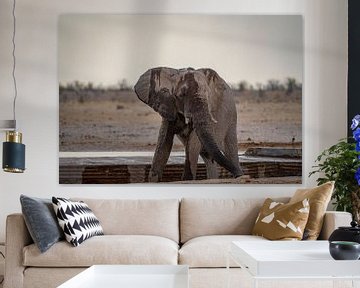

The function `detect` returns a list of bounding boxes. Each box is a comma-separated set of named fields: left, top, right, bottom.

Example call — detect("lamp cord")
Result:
left=11, top=0, right=17, bottom=130
left=0, top=251, right=4, bottom=284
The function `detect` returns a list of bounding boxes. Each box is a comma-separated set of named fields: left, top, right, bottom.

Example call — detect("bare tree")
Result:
left=118, top=79, right=132, bottom=91
left=237, top=80, right=249, bottom=92
left=285, top=77, right=298, bottom=94
left=255, top=82, right=264, bottom=97
left=266, top=79, right=281, bottom=91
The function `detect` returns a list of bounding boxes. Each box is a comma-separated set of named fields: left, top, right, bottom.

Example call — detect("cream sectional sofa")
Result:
left=4, top=198, right=352, bottom=288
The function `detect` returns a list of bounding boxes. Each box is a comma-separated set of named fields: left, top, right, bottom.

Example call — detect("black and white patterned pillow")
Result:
left=52, top=197, right=104, bottom=247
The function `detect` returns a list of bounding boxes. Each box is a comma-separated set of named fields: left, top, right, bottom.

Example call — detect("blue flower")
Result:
left=353, top=128, right=360, bottom=142
left=350, top=115, right=360, bottom=186
left=356, top=167, right=360, bottom=186
left=352, top=115, right=360, bottom=130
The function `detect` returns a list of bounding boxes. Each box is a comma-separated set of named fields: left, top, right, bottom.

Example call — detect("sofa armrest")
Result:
left=318, top=211, right=352, bottom=240
left=4, top=213, right=32, bottom=288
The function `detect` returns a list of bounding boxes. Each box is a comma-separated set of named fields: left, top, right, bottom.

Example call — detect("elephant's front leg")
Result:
left=182, top=131, right=201, bottom=180
left=148, top=119, right=175, bottom=182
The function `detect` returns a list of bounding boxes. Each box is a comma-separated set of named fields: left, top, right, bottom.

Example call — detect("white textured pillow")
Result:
left=52, top=197, right=103, bottom=246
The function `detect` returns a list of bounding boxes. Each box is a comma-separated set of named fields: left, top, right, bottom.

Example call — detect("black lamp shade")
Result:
left=3, top=141, right=25, bottom=173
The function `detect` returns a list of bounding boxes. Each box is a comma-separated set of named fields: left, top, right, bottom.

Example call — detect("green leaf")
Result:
left=309, top=138, right=360, bottom=215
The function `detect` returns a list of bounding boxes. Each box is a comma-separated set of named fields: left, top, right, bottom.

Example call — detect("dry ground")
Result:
left=59, top=89, right=302, bottom=152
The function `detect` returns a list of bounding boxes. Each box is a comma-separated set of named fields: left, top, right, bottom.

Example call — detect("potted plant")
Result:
left=309, top=115, right=360, bottom=222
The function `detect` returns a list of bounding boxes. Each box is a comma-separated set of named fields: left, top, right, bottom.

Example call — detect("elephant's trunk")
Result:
left=190, top=96, right=242, bottom=178
left=183, top=72, right=242, bottom=178
left=195, top=123, right=242, bottom=178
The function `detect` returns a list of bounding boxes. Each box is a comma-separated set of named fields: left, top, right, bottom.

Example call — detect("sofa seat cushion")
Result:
left=72, top=198, right=180, bottom=243
left=23, top=235, right=178, bottom=267
left=179, top=235, right=267, bottom=268
left=180, top=198, right=289, bottom=243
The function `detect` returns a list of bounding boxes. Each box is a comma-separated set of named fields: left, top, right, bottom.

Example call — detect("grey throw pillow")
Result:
left=20, top=195, right=64, bottom=253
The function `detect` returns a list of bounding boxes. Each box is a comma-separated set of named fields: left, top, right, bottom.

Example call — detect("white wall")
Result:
left=0, top=0, right=347, bottom=242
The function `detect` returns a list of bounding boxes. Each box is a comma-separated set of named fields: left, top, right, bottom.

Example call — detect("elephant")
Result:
left=134, top=67, right=243, bottom=182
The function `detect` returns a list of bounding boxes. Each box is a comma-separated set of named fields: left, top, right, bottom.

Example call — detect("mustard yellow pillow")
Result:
left=252, top=198, right=310, bottom=240
left=289, top=181, right=334, bottom=240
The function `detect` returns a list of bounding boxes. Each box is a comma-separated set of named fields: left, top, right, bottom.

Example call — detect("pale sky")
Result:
left=58, top=15, right=302, bottom=87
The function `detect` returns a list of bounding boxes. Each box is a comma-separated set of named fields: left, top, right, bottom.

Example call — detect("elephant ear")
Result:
left=134, top=67, right=179, bottom=121
left=134, top=69, right=152, bottom=104
left=197, top=68, right=228, bottom=93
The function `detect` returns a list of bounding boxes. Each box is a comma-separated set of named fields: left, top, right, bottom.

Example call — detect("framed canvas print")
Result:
left=59, top=15, right=303, bottom=184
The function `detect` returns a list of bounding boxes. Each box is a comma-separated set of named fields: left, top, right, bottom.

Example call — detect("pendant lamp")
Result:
left=1, top=0, right=25, bottom=173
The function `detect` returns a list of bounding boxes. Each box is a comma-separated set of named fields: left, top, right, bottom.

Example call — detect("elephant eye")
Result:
left=159, top=88, right=171, bottom=98
left=160, top=88, right=169, bottom=93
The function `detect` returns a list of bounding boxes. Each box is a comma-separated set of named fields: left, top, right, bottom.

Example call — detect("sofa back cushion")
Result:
left=72, top=198, right=179, bottom=243
left=180, top=198, right=289, bottom=243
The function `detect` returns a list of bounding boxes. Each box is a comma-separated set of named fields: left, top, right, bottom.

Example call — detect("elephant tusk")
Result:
left=210, top=116, right=218, bottom=124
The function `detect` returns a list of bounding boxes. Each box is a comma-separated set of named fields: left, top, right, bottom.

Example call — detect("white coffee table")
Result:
left=58, top=265, right=189, bottom=288
left=228, top=241, right=360, bottom=288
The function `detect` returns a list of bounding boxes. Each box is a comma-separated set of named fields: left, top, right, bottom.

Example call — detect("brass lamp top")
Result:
left=6, top=131, right=22, bottom=143
left=3, top=167, right=24, bottom=173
